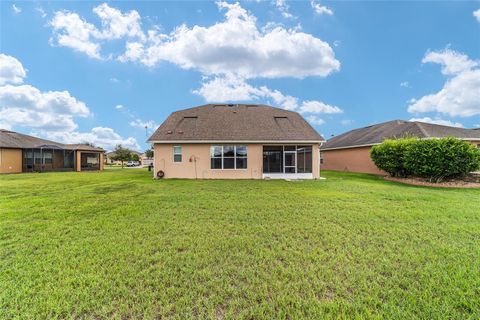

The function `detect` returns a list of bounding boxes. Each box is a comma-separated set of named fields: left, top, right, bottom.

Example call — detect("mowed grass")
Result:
left=1, top=169, right=479, bottom=319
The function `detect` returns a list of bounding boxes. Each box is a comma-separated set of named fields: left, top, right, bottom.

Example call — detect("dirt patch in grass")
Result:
left=384, top=176, right=480, bottom=188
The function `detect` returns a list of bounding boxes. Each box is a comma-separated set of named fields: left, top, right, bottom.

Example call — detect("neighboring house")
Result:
left=147, top=104, right=325, bottom=179
left=321, top=120, right=480, bottom=175
left=140, top=153, right=154, bottom=167
left=105, top=150, right=143, bottom=165
left=0, top=129, right=105, bottom=174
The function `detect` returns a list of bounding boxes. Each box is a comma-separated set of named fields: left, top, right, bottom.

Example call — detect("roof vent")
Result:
left=167, top=130, right=173, bottom=134
left=177, top=130, right=184, bottom=134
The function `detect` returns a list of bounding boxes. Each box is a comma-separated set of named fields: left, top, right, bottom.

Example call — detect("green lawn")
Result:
left=1, top=169, right=479, bottom=319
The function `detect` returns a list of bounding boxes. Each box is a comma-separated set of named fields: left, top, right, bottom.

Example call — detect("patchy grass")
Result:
left=1, top=169, right=479, bottom=319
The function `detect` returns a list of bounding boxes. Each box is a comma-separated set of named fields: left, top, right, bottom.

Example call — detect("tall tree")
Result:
left=131, top=153, right=140, bottom=162
left=111, top=145, right=132, bottom=168
left=145, top=148, right=154, bottom=158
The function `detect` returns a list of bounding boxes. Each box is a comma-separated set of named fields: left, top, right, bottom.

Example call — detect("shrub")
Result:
left=370, top=138, right=416, bottom=177
left=404, top=137, right=480, bottom=182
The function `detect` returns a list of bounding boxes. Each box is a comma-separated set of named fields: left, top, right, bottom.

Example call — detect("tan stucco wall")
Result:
left=0, top=148, right=22, bottom=174
left=154, top=143, right=320, bottom=179
left=321, top=146, right=386, bottom=175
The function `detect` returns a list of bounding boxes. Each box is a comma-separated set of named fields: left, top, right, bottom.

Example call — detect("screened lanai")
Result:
left=22, top=145, right=75, bottom=172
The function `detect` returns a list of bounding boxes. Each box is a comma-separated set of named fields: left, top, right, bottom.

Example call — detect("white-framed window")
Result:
left=173, top=146, right=182, bottom=162
left=210, top=145, right=247, bottom=169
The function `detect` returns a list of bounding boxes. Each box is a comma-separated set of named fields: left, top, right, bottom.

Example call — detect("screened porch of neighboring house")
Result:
left=22, top=145, right=75, bottom=172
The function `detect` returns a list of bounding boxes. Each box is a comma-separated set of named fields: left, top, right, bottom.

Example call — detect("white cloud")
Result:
left=299, top=100, right=343, bottom=114
left=193, top=75, right=299, bottom=110
left=408, top=48, right=480, bottom=117
left=474, top=9, right=480, bottom=22
left=273, top=0, right=296, bottom=19
left=409, top=117, right=464, bottom=128
left=115, top=104, right=124, bottom=109
left=0, top=84, right=90, bottom=116
left=119, top=1, right=340, bottom=79
left=422, top=48, right=478, bottom=76
left=310, top=1, right=333, bottom=15
left=193, top=75, right=342, bottom=115
left=0, top=54, right=27, bottom=85
left=41, top=127, right=140, bottom=151
left=400, top=81, right=409, bottom=87
left=12, top=4, right=21, bottom=14
left=92, top=3, right=145, bottom=41
left=129, top=118, right=158, bottom=130
left=340, top=119, right=354, bottom=126
left=0, top=54, right=138, bottom=151
left=0, top=84, right=90, bottom=132
left=36, top=7, right=47, bottom=18
left=306, top=115, right=325, bottom=125
left=49, top=4, right=145, bottom=59
left=49, top=11, right=102, bottom=59
left=110, top=77, right=120, bottom=83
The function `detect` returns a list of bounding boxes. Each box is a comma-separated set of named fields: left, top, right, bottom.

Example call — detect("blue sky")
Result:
left=1, top=1, right=479, bottom=151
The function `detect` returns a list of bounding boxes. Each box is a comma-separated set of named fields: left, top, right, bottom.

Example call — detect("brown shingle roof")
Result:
left=0, top=129, right=104, bottom=152
left=148, top=104, right=324, bottom=142
left=322, top=120, right=480, bottom=150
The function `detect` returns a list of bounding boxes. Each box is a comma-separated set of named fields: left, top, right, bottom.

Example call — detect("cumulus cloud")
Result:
left=422, top=48, right=478, bottom=76
left=193, top=75, right=341, bottom=118
left=310, top=1, right=333, bottom=15
left=0, top=54, right=27, bottom=85
left=41, top=127, right=140, bottom=151
left=408, top=48, right=480, bottom=117
left=474, top=9, right=480, bottom=22
left=306, top=115, right=325, bottom=125
left=299, top=100, right=343, bottom=114
left=193, top=75, right=299, bottom=110
left=0, top=84, right=91, bottom=132
left=273, top=0, right=296, bottom=19
left=54, top=2, right=339, bottom=79
left=409, top=117, right=464, bottom=128
left=46, top=2, right=340, bottom=126
left=49, top=11, right=102, bottom=58
left=400, top=81, right=409, bottom=87
left=0, top=55, right=138, bottom=151
left=92, top=3, right=145, bottom=41
left=129, top=118, right=158, bottom=130
left=49, top=3, right=145, bottom=59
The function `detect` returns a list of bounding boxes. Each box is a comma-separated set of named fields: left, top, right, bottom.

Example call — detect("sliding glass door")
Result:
left=262, top=146, right=283, bottom=173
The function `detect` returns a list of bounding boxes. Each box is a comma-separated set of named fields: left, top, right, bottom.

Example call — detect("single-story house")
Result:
left=0, top=129, right=105, bottom=174
left=147, top=104, right=325, bottom=179
left=321, top=120, right=480, bottom=175
left=105, top=150, right=142, bottom=165
left=105, top=150, right=153, bottom=166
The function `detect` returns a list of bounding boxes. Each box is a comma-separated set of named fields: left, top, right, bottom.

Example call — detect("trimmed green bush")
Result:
left=370, top=138, right=416, bottom=177
left=371, top=137, right=480, bottom=182
left=404, top=137, right=480, bottom=182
